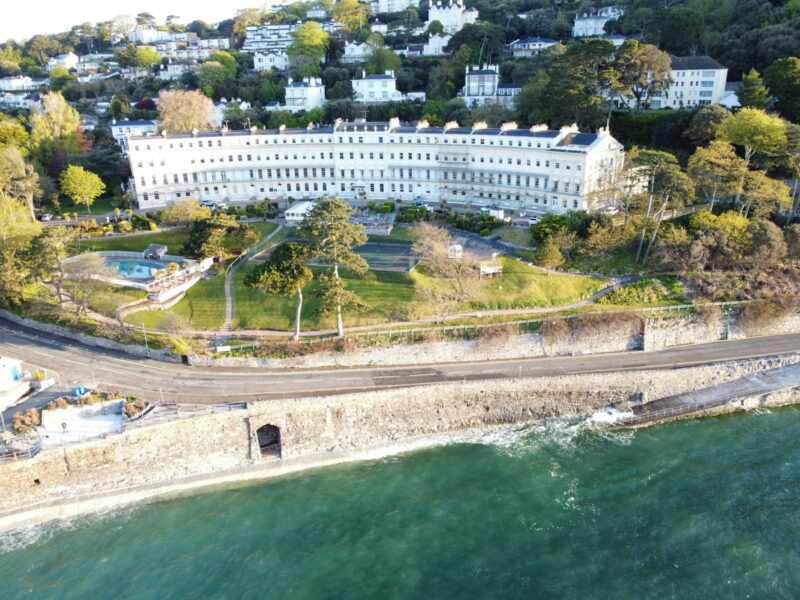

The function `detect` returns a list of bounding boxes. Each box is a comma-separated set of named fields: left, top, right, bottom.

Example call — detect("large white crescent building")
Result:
left=127, top=118, right=625, bottom=214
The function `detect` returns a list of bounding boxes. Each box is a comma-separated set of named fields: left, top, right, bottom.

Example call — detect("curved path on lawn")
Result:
left=222, top=226, right=284, bottom=332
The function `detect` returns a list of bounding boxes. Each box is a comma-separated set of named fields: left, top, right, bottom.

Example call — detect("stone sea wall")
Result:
left=2, top=354, right=797, bottom=516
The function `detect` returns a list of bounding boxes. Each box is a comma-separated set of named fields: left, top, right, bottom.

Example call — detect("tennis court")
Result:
left=356, top=243, right=420, bottom=272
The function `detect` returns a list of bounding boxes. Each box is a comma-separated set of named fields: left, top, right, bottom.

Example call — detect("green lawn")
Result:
left=49, top=196, right=119, bottom=216
left=124, top=254, right=607, bottom=332
left=76, top=222, right=277, bottom=256
left=77, top=229, right=192, bottom=253
left=496, top=225, right=531, bottom=247
left=233, top=266, right=418, bottom=330
left=415, top=257, right=607, bottom=311
left=88, top=285, right=148, bottom=316
left=126, top=272, right=227, bottom=330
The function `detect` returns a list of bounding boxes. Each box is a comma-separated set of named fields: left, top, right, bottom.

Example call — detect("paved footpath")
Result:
left=222, top=225, right=284, bottom=332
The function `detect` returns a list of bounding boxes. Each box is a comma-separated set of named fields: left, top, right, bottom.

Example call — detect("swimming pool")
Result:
left=106, top=258, right=166, bottom=280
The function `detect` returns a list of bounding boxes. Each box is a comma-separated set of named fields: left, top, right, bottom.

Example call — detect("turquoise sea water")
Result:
left=2, top=407, right=800, bottom=599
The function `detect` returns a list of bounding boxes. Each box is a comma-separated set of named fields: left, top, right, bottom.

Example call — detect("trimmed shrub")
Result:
left=12, top=409, right=40, bottom=435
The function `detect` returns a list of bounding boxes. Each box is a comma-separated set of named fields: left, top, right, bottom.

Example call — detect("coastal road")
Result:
left=1, top=317, right=799, bottom=407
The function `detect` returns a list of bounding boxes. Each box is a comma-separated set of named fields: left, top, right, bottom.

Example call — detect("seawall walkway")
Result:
left=620, top=363, right=800, bottom=425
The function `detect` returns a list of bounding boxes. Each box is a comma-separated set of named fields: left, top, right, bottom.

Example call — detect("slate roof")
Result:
left=670, top=56, right=725, bottom=71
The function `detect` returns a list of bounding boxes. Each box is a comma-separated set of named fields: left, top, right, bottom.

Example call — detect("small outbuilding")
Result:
left=284, top=201, right=316, bottom=223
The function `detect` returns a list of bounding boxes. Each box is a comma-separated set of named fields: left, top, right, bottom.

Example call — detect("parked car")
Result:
left=199, top=199, right=216, bottom=208
left=40, top=213, right=53, bottom=222
left=528, top=216, right=541, bottom=225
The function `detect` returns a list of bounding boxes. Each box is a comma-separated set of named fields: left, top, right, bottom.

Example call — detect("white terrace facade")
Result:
left=127, top=119, right=624, bottom=215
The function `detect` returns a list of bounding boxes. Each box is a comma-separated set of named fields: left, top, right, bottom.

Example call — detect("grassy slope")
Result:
left=126, top=254, right=607, bottom=332
left=232, top=266, right=417, bottom=330
left=127, top=273, right=227, bottom=330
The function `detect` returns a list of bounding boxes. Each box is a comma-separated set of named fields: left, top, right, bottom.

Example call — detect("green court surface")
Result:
left=356, top=243, right=419, bottom=272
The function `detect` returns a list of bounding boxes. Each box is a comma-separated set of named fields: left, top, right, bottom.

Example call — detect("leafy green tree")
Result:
left=0, top=147, right=40, bottom=219
left=208, top=50, right=237, bottom=77
left=198, top=61, right=232, bottom=98
left=736, top=68, right=771, bottom=109
left=59, top=165, right=106, bottom=214
left=0, top=117, right=29, bottom=149
left=287, top=22, right=329, bottom=65
left=536, top=236, right=565, bottom=274
left=245, top=242, right=312, bottom=340
left=183, top=213, right=238, bottom=259
left=233, top=8, right=264, bottom=37
left=48, top=64, right=76, bottom=91
left=740, top=170, right=791, bottom=217
left=427, top=20, right=444, bottom=35
left=614, top=40, right=672, bottom=112
left=764, top=57, right=800, bottom=124
left=785, top=223, right=800, bottom=258
left=109, top=94, right=128, bottom=120
left=519, top=38, right=616, bottom=129
left=748, top=218, right=787, bottom=270
left=687, top=141, right=745, bottom=210
left=297, top=198, right=368, bottom=336
left=0, top=245, right=31, bottom=308
left=29, top=91, right=81, bottom=173
left=332, top=0, right=371, bottom=31
left=718, top=108, right=787, bottom=204
left=160, top=199, right=212, bottom=225
left=632, top=149, right=695, bottom=264
left=136, top=12, right=157, bottom=28
left=688, top=210, right=751, bottom=271
left=25, top=35, right=62, bottom=66
left=683, top=105, right=731, bottom=147
left=28, top=226, right=77, bottom=307
left=0, top=194, right=40, bottom=251
left=365, top=47, right=401, bottom=76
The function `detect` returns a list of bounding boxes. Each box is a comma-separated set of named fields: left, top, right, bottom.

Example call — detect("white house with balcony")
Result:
left=371, top=0, right=417, bottom=12
left=46, top=52, right=79, bottom=72
left=460, top=65, right=521, bottom=109
left=254, top=50, right=289, bottom=71
left=508, top=37, right=558, bottom=58
left=0, top=76, right=45, bottom=92
left=352, top=70, right=404, bottom=103
left=370, top=20, right=388, bottom=34
left=342, top=41, right=372, bottom=64
left=158, top=61, right=195, bottom=81
left=426, top=0, right=478, bottom=35
left=423, top=34, right=451, bottom=56
left=285, top=78, right=326, bottom=112
left=572, top=6, right=625, bottom=37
